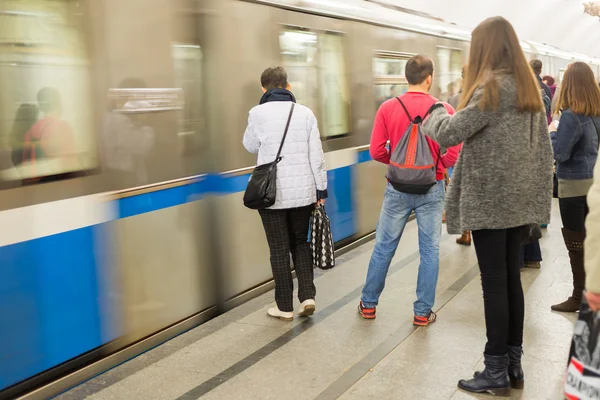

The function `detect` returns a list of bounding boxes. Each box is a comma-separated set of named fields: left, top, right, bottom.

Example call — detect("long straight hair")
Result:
left=556, top=62, right=600, bottom=117
left=459, top=17, right=544, bottom=113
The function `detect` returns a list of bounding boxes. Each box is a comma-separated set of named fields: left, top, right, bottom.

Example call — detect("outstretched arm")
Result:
left=423, top=88, right=489, bottom=148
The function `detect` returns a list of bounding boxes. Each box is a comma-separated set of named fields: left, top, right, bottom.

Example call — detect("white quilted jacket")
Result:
left=243, top=101, right=328, bottom=209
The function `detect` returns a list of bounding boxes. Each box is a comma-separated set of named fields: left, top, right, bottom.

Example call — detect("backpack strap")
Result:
left=397, top=98, right=445, bottom=123
left=396, top=97, right=413, bottom=123
left=425, top=103, right=445, bottom=119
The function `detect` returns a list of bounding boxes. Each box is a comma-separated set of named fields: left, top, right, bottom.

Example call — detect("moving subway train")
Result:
left=1, top=0, right=598, bottom=397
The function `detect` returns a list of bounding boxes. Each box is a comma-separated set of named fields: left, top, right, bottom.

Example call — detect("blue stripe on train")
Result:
left=357, top=149, right=372, bottom=164
left=0, top=161, right=362, bottom=391
left=0, top=226, right=107, bottom=390
left=116, top=168, right=357, bottom=242
left=118, top=177, right=212, bottom=219
left=326, top=166, right=355, bottom=242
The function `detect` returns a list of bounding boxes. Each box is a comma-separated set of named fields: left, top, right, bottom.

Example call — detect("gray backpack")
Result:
left=387, top=98, right=442, bottom=195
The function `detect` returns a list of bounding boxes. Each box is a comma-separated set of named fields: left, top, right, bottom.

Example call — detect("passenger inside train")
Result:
left=2, top=1, right=600, bottom=400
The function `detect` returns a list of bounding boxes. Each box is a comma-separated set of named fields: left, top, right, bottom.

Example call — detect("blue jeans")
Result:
left=522, top=240, right=542, bottom=265
left=361, top=181, right=445, bottom=316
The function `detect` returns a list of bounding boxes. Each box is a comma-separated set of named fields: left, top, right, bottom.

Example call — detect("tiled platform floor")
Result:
left=57, top=202, right=575, bottom=400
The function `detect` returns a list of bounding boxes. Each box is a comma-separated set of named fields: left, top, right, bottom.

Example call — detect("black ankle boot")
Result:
left=459, top=354, right=511, bottom=397
left=507, top=346, right=524, bottom=389
left=474, top=347, right=524, bottom=389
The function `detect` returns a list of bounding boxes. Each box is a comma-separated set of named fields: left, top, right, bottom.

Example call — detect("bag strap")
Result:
left=396, top=97, right=413, bottom=123
left=397, top=97, right=444, bottom=124
left=433, top=145, right=442, bottom=176
left=426, top=102, right=445, bottom=119
left=275, top=103, right=296, bottom=163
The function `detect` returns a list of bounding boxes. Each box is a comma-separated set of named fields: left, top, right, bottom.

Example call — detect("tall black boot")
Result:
left=507, top=346, right=524, bottom=389
left=551, top=229, right=586, bottom=312
left=459, top=354, right=511, bottom=397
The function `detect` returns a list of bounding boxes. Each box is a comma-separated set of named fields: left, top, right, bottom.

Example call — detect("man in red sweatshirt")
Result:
left=358, top=55, right=461, bottom=325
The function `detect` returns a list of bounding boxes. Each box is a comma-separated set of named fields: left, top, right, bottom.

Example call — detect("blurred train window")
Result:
left=436, top=47, right=462, bottom=101
left=373, top=56, right=409, bottom=110
left=172, top=44, right=205, bottom=153
left=0, top=0, right=96, bottom=185
left=280, top=30, right=318, bottom=113
left=96, top=0, right=207, bottom=188
left=280, top=28, right=350, bottom=139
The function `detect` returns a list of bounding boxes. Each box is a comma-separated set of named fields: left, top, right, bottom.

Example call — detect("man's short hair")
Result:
left=530, top=59, right=543, bottom=75
left=261, top=67, right=288, bottom=90
left=405, top=55, right=434, bottom=85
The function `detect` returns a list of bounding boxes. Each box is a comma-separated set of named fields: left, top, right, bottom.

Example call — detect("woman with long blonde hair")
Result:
left=423, top=17, right=553, bottom=396
left=550, top=62, right=600, bottom=313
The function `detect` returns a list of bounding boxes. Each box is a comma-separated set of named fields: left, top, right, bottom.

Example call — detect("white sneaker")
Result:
left=267, top=307, right=293, bottom=321
left=298, top=299, right=316, bottom=317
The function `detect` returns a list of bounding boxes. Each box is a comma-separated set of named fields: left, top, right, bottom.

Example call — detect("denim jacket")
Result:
left=552, top=110, right=600, bottom=180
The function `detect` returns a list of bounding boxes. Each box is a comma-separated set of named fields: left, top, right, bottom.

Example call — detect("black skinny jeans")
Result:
left=473, top=226, right=527, bottom=356
left=559, top=196, right=588, bottom=232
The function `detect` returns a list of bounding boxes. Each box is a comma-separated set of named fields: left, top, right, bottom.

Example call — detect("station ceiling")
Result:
left=381, top=0, right=600, bottom=58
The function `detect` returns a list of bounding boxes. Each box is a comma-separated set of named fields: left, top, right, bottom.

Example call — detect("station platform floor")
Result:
left=57, top=204, right=576, bottom=400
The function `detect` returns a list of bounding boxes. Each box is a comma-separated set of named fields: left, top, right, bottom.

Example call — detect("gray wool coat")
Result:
left=423, top=74, right=554, bottom=234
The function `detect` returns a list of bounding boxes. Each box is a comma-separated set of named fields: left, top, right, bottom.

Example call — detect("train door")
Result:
left=278, top=23, right=355, bottom=243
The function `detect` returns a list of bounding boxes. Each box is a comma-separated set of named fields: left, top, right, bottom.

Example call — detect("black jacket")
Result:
left=537, top=75, right=552, bottom=100
left=537, top=75, right=552, bottom=117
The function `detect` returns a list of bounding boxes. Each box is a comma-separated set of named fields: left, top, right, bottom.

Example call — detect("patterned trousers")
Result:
left=258, top=205, right=315, bottom=312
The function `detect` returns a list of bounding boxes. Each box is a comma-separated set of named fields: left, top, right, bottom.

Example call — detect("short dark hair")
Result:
left=530, top=59, right=543, bottom=75
left=405, top=55, right=434, bottom=85
left=261, top=67, right=288, bottom=90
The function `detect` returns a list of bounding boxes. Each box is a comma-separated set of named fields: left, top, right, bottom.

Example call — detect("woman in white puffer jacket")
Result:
left=243, top=66, right=328, bottom=321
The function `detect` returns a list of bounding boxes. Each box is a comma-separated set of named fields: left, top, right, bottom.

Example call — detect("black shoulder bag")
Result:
left=243, top=103, right=295, bottom=210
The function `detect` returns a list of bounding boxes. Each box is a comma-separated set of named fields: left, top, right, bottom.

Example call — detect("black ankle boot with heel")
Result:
left=473, top=347, right=524, bottom=390
left=507, top=346, right=524, bottom=389
left=459, top=354, right=511, bottom=397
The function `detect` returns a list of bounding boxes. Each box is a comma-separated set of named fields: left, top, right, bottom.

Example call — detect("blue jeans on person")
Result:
left=521, top=239, right=542, bottom=268
left=361, top=181, right=445, bottom=316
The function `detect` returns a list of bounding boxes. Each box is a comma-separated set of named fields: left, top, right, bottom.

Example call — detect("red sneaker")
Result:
left=358, top=301, right=376, bottom=319
left=413, top=311, right=437, bottom=326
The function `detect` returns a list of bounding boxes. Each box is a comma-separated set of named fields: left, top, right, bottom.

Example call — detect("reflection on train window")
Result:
left=280, top=29, right=350, bottom=139
left=97, top=0, right=208, bottom=187
left=374, top=57, right=408, bottom=78
left=0, top=0, right=96, bottom=184
left=436, top=47, right=462, bottom=101
left=374, top=85, right=408, bottom=109
left=172, top=44, right=206, bottom=153
left=373, top=56, right=409, bottom=110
